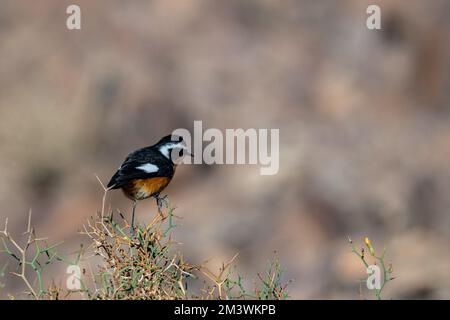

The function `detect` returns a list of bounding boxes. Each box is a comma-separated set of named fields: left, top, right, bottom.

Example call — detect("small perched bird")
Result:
left=107, top=134, right=190, bottom=229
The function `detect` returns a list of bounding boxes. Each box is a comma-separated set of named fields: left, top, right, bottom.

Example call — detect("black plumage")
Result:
left=107, top=135, right=183, bottom=189
left=107, top=146, right=174, bottom=189
left=107, top=134, right=187, bottom=231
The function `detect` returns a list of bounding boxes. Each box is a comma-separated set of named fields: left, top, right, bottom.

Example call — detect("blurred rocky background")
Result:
left=1, top=0, right=450, bottom=299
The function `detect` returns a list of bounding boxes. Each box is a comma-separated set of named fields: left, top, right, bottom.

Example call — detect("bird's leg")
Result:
left=131, top=201, right=137, bottom=234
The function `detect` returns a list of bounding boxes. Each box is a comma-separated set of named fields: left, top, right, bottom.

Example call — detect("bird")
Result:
left=107, top=134, right=190, bottom=230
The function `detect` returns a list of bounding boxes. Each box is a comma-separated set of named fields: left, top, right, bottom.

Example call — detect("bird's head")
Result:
left=155, top=134, right=192, bottom=164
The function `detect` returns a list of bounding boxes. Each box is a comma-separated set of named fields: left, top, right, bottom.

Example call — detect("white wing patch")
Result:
left=136, top=163, right=159, bottom=173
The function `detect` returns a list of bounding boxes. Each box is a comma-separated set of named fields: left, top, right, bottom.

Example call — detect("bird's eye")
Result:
left=170, top=147, right=185, bottom=165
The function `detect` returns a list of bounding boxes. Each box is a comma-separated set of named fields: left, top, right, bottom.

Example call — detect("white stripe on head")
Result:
left=159, top=142, right=187, bottom=159
left=159, top=144, right=173, bottom=159
left=136, top=163, right=159, bottom=173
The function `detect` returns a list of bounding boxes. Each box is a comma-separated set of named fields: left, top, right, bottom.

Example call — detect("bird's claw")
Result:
left=156, top=195, right=169, bottom=214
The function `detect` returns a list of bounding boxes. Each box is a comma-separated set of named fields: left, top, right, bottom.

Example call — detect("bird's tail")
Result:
left=107, top=171, right=121, bottom=189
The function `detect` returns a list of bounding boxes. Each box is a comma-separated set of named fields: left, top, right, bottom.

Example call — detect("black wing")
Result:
left=107, top=147, right=173, bottom=189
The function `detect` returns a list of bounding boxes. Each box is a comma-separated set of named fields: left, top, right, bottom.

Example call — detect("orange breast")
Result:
left=122, top=177, right=171, bottom=201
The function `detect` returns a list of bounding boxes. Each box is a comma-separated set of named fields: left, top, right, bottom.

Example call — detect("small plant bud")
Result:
left=364, top=237, right=375, bottom=256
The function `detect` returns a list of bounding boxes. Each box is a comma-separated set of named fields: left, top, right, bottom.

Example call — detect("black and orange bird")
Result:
left=107, top=134, right=190, bottom=229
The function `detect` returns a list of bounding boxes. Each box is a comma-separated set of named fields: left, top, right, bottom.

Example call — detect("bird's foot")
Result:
left=130, top=225, right=137, bottom=237
left=156, top=194, right=169, bottom=216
